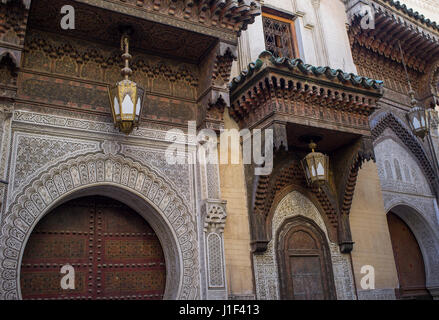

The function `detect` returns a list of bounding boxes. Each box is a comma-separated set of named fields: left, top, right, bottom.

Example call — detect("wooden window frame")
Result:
left=261, top=10, right=300, bottom=59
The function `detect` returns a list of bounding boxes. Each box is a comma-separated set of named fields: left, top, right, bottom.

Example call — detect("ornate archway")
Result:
left=252, top=191, right=356, bottom=300
left=387, top=211, right=431, bottom=299
left=276, top=216, right=336, bottom=300
left=386, top=204, right=439, bottom=298
left=0, top=152, right=199, bottom=300
left=373, top=129, right=439, bottom=298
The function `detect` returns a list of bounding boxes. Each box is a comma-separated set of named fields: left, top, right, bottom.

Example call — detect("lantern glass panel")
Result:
left=420, top=113, right=426, bottom=126
left=305, top=166, right=310, bottom=180
left=113, top=96, right=120, bottom=116
left=121, top=94, right=134, bottom=116
left=412, top=115, right=420, bottom=129
left=316, top=161, right=324, bottom=176
left=311, top=163, right=316, bottom=177
left=302, top=151, right=329, bottom=186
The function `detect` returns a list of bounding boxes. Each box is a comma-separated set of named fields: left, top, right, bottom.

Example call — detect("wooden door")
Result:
left=387, top=212, right=431, bottom=299
left=279, top=221, right=336, bottom=300
left=20, top=196, right=166, bottom=300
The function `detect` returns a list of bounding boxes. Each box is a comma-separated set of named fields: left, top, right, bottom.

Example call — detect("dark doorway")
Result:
left=278, top=217, right=336, bottom=300
left=387, top=212, right=431, bottom=300
left=20, top=196, right=166, bottom=300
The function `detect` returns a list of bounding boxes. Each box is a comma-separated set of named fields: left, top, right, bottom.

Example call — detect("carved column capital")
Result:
left=202, top=199, right=227, bottom=234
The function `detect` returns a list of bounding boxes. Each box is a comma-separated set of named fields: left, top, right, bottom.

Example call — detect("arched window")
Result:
left=385, top=160, right=393, bottom=180
left=403, top=164, right=411, bottom=183
left=394, top=159, right=402, bottom=181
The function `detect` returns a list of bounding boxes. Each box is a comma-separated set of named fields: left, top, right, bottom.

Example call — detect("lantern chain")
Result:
left=398, top=40, right=417, bottom=107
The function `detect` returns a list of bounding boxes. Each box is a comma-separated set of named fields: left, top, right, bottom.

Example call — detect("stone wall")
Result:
left=233, top=0, right=358, bottom=76
left=219, top=109, right=255, bottom=299
left=349, top=161, right=399, bottom=300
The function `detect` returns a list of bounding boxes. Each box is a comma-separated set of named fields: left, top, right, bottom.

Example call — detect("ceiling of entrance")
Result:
left=28, top=0, right=217, bottom=63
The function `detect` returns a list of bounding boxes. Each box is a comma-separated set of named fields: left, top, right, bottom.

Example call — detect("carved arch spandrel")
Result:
left=250, top=155, right=339, bottom=253
left=267, top=184, right=337, bottom=245
left=0, top=152, right=199, bottom=300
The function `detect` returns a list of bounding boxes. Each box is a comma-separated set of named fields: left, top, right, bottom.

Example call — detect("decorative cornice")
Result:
left=230, top=51, right=384, bottom=93
left=229, top=51, right=383, bottom=128
left=74, top=0, right=262, bottom=40
left=346, top=0, right=439, bottom=72
left=379, top=0, right=439, bottom=32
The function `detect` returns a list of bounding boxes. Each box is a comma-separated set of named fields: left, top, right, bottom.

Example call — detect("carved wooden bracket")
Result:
left=248, top=137, right=376, bottom=254
left=232, top=52, right=383, bottom=254
left=346, top=0, right=439, bottom=73
left=198, top=41, right=237, bottom=130
left=331, top=135, right=375, bottom=253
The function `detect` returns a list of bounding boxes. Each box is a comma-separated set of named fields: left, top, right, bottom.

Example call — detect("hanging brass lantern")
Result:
left=406, top=90, right=431, bottom=140
left=301, top=140, right=329, bottom=187
left=108, top=30, right=144, bottom=134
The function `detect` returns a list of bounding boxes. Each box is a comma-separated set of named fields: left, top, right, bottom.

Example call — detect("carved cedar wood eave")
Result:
left=27, top=0, right=218, bottom=65
left=73, top=0, right=262, bottom=42
left=346, top=0, right=439, bottom=73
left=371, top=112, right=439, bottom=197
left=197, top=42, right=237, bottom=131
left=232, top=51, right=383, bottom=254
left=229, top=51, right=383, bottom=131
left=21, top=0, right=254, bottom=131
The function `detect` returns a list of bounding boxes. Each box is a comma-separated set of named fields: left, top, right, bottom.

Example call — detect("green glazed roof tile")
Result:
left=230, top=51, right=384, bottom=92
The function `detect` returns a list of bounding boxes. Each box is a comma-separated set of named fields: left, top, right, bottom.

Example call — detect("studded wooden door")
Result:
left=279, top=222, right=336, bottom=300
left=20, top=196, right=166, bottom=300
left=387, top=212, right=431, bottom=300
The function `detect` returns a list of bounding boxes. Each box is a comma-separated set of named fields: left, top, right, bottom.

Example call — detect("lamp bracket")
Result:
left=298, top=135, right=323, bottom=145
left=118, top=25, right=134, bottom=36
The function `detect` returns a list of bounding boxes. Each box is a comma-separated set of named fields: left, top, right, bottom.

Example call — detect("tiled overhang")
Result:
left=229, top=51, right=383, bottom=135
left=346, top=0, right=439, bottom=72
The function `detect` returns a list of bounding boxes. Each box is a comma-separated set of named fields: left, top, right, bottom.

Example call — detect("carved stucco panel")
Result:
left=253, top=191, right=356, bottom=300
left=12, top=110, right=189, bottom=144
left=121, top=145, right=195, bottom=212
left=375, top=130, right=433, bottom=197
left=8, top=132, right=99, bottom=202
